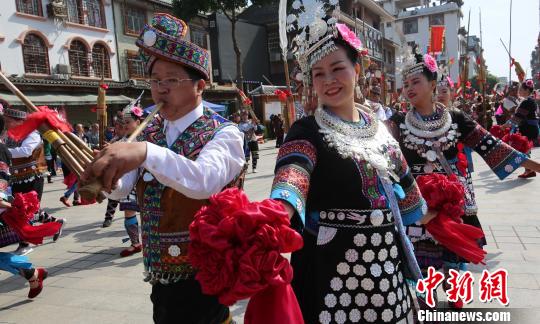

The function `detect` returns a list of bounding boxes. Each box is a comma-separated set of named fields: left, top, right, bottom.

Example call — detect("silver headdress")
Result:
left=287, top=0, right=364, bottom=87
left=122, top=91, right=145, bottom=119
left=398, top=42, right=438, bottom=80
left=437, top=64, right=454, bottom=88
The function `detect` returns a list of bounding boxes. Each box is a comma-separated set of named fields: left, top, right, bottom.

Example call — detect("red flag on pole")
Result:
left=428, top=26, right=445, bottom=55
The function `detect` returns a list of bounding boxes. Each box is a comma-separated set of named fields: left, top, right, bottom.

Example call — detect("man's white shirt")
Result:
left=108, top=103, right=245, bottom=200
left=8, top=130, right=42, bottom=158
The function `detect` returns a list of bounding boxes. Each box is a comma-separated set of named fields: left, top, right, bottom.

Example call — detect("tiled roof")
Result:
left=5, top=77, right=150, bottom=89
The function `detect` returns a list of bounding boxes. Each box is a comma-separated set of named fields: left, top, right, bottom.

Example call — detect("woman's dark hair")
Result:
left=333, top=38, right=359, bottom=65
left=413, top=53, right=437, bottom=81
left=0, top=98, right=11, bottom=110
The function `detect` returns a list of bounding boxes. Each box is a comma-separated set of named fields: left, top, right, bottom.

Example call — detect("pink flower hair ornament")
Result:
left=525, top=79, right=534, bottom=89
left=423, top=54, right=438, bottom=73
left=336, top=23, right=363, bottom=52
left=131, top=106, right=143, bottom=117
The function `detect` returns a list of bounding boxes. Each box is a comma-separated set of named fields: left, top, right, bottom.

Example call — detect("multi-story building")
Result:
left=0, top=0, right=132, bottom=122
left=240, top=0, right=398, bottom=96
left=0, top=0, right=236, bottom=122
left=334, top=0, right=397, bottom=94
left=467, top=35, right=481, bottom=79
left=379, top=0, right=465, bottom=87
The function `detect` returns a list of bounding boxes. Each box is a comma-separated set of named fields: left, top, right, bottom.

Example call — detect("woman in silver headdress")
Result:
left=270, top=1, right=429, bottom=322
left=387, top=52, right=540, bottom=308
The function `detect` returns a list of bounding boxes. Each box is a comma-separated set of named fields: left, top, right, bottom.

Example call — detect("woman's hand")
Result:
left=0, top=200, right=12, bottom=208
left=522, top=159, right=540, bottom=174
left=420, top=209, right=438, bottom=225
left=280, top=200, right=296, bottom=219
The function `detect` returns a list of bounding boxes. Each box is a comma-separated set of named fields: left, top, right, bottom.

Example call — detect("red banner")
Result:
left=428, top=26, right=445, bottom=55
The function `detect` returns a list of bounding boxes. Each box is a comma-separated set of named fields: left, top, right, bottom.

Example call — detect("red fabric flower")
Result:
left=416, top=174, right=486, bottom=264
left=489, top=125, right=510, bottom=139
left=189, top=188, right=304, bottom=324
left=0, top=192, right=61, bottom=245
left=502, top=133, right=533, bottom=154
left=100, top=84, right=109, bottom=90
left=8, top=106, right=73, bottom=141
left=455, top=142, right=468, bottom=176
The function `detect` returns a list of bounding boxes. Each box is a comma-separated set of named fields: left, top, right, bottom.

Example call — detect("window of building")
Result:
left=124, top=5, right=146, bottom=35
left=22, top=34, right=50, bottom=74
left=126, top=50, right=145, bottom=79
left=403, top=18, right=418, bottom=34
left=69, top=40, right=89, bottom=76
left=429, top=14, right=444, bottom=26
left=67, top=0, right=106, bottom=28
left=16, top=0, right=43, bottom=16
left=92, top=44, right=111, bottom=78
left=190, top=28, right=208, bottom=49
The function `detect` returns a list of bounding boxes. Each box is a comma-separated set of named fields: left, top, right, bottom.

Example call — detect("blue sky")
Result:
left=462, top=0, right=539, bottom=79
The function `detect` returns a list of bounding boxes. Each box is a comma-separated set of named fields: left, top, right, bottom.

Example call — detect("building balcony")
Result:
left=392, top=0, right=422, bottom=9
left=334, top=10, right=384, bottom=61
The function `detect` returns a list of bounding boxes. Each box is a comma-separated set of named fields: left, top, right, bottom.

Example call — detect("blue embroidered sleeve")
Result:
left=270, top=139, right=316, bottom=225
left=460, top=117, right=527, bottom=180
left=270, top=120, right=318, bottom=225
left=391, top=147, right=427, bottom=225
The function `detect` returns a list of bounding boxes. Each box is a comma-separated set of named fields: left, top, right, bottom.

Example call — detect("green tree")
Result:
left=172, top=0, right=276, bottom=91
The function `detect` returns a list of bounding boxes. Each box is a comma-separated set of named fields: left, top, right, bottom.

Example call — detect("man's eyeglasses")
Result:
left=148, top=78, right=193, bottom=89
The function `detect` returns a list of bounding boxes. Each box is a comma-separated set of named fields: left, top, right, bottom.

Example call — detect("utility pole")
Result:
left=509, top=0, right=513, bottom=84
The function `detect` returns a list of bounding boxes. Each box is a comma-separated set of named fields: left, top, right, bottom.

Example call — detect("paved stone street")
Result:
left=1, top=140, right=540, bottom=323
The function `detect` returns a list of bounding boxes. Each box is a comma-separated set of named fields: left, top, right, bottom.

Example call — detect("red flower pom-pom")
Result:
left=502, top=132, right=532, bottom=154
left=1, top=192, right=61, bottom=245
left=189, top=188, right=304, bottom=324
left=489, top=125, right=510, bottom=139
left=100, top=83, right=109, bottom=90
left=416, top=174, right=486, bottom=264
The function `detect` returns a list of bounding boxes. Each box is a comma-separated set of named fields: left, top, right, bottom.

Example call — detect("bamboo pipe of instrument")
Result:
left=58, top=132, right=92, bottom=166
left=39, top=124, right=84, bottom=177
left=79, top=102, right=163, bottom=200
left=64, top=132, right=94, bottom=160
left=0, top=72, right=39, bottom=113
left=38, top=125, right=83, bottom=177
left=0, top=72, right=90, bottom=181
left=64, top=131, right=93, bottom=156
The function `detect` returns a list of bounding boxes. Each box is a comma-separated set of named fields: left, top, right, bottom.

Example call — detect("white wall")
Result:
left=0, top=1, right=119, bottom=80
left=390, top=12, right=460, bottom=87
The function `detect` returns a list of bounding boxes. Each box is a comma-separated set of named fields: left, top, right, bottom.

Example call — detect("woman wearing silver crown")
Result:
left=271, top=1, right=430, bottom=322
left=386, top=51, right=540, bottom=308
